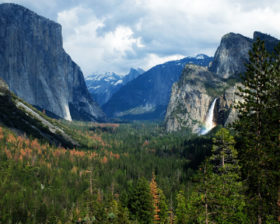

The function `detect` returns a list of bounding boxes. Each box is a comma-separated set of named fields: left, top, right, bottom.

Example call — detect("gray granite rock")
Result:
left=165, top=64, right=224, bottom=133
left=0, top=3, right=105, bottom=121
left=209, top=33, right=252, bottom=79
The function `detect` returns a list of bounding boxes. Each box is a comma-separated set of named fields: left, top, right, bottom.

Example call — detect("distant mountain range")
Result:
left=102, top=54, right=213, bottom=120
left=85, top=68, right=144, bottom=106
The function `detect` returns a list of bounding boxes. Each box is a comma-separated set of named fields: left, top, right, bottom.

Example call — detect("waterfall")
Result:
left=199, top=98, right=217, bottom=135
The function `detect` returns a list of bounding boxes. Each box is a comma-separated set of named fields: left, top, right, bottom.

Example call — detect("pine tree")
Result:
left=158, top=188, right=168, bottom=224
left=234, top=39, right=280, bottom=223
left=150, top=173, right=168, bottom=224
left=188, top=129, right=246, bottom=224
left=270, top=43, right=280, bottom=223
left=175, top=190, right=188, bottom=224
left=128, top=178, right=153, bottom=224
left=150, top=174, right=160, bottom=223
left=210, top=128, right=246, bottom=223
left=187, top=159, right=214, bottom=224
left=117, top=206, right=131, bottom=224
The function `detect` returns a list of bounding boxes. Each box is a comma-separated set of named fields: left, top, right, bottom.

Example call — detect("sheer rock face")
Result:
left=165, top=64, right=242, bottom=133
left=215, top=85, right=243, bottom=127
left=165, top=65, right=213, bottom=132
left=0, top=3, right=105, bottom=121
left=165, top=64, right=233, bottom=133
left=165, top=32, right=279, bottom=133
left=209, top=33, right=252, bottom=79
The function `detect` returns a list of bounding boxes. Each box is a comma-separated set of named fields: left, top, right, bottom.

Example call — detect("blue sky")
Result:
left=1, top=0, right=280, bottom=76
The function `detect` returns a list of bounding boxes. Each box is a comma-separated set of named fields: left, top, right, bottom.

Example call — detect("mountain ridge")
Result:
left=102, top=55, right=213, bottom=120
left=86, top=68, right=144, bottom=106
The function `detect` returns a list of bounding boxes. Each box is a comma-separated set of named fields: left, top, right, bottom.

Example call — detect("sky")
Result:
left=1, top=0, right=280, bottom=76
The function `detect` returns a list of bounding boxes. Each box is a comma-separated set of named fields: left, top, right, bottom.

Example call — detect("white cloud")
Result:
left=57, top=6, right=144, bottom=75
left=1, top=0, right=280, bottom=75
left=144, top=54, right=186, bottom=70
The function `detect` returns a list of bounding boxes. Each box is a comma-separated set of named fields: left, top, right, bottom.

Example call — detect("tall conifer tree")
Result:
left=234, top=39, right=280, bottom=223
left=128, top=178, right=153, bottom=223
left=210, top=128, right=245, bottom=223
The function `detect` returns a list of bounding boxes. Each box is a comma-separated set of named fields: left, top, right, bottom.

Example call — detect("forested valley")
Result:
left=0, top=40, right=279, bottom=224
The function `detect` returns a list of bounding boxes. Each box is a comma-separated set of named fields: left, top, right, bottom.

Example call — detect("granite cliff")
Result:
left=165, top=32, right=279, bottom=133
left=209, top=33, right=252, bottom=78
left=0, top=3, right=105, bottom=121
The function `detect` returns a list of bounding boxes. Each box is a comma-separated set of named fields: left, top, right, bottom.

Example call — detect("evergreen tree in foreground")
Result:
left=150, top=174, right=168, bottom=224
left=209, top=128, right=246, bottom=223
left=187, top=128, right=246, bottom=224
left=234, top=39, right=280, bottom=223
left=175, top=190, right=188, bottom=224
left=150, top=174, right=161, bottom=223
left=128, top=178, right=153, bottom=223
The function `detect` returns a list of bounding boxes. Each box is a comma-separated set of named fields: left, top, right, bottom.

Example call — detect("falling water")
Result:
left=199, top=98, right=217, bottom=135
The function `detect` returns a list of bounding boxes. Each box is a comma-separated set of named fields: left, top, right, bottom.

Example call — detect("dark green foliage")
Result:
left=128, top=178, right=153, bottom=223
left=209, top=128, right=246, bottom=223
left=158, top=188, right=168, bottom=224
left=182, top=136, right=213, bottom=169
left=234, top=39, right=280, bottom=223
left=175, top=191, right=188, bottom=224
left=186, top=128, right=246, bottom=224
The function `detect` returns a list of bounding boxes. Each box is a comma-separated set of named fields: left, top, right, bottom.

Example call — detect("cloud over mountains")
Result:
left=1, top=0, right=280, bottom=75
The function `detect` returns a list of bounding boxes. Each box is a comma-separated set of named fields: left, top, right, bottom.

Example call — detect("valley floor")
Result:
left=0, top=120, right=278, bottom=223
left=0, top=121, right=206, bottom=223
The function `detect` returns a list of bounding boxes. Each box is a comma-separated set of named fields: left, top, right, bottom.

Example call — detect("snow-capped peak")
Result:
left=195, top=54, right=207, bottom=60
left=86, top=72, right=121, bottom=81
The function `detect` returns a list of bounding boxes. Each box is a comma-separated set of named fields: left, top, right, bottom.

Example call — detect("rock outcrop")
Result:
left=165, top=65, right=212, bottom=132
left=209, top=33, right=252, bottom=79
left=215, top=85, right=243, bottom=127
left=0, top=3, right=105, bottom=121
left=165, top=64, right=234, bottom=132
left=165, top=32, right=279, bottom=133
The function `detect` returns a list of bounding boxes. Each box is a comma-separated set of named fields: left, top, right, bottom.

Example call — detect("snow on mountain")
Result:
left=86, top=69, right=144, bottom=106
left=103, top=55, right=213, bottom=120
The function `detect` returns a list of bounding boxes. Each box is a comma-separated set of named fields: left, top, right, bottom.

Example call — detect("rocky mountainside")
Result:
left=0, top=3, right=105, bottom=122
left=122, top=68, right=145, bottom=85
left=0, top=78, right=78, bottom=148
left=165, top=32, right=279, bottom=133
left=86, top=68, right=144, bottom=106
left=102, top=55, right=213, bottom=120
left=209, top=33, right=252, bottom=79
